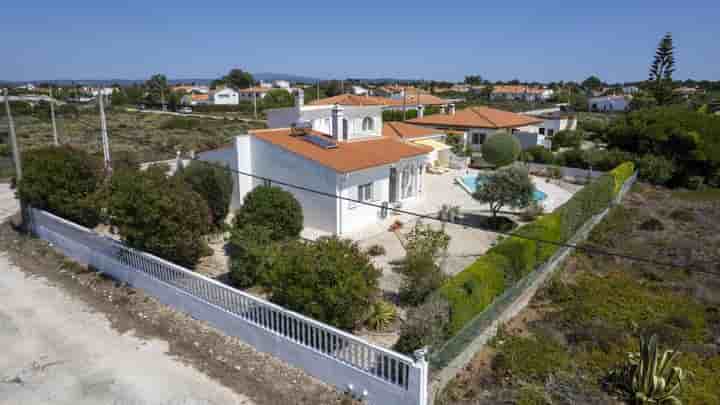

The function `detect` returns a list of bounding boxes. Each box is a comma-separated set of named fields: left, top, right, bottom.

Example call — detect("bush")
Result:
left=492, top=332, right=570, bottom=383
left=481, top=132, right=521, bottom=167
left=365, top=300, right=397, bottom=331
left=609, top=162, right=635, bottom=194
left=17, top=146, right=102, bottom=227
left=234, top=186, right=303, bottom=241
left=685, top=176, right=706, bottom=190
left=108, top=167, right=212, bottom=268
left=160, top=117, right=202, bottom=130
left=551, top=130, right=583, bottom=151
left=398, top=223, right=450, bottom=306
left=263, top=237, right=380, bottom=330
left=524, top=145, right=554, bottom=164
left=227, top=224, right=278, bottom=288
left=365, top=244, right=386, bottom=257
left=473, top=165, right=534, bottom=219
left=382, top=109, right=418, bottom=122
left=176, top=161, right=234, bottom=228
left=394, top=296, right=451, bottom=355
left=637, top=154, right=675, bottom=185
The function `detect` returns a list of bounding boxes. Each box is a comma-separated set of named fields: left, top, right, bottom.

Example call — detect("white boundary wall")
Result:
left=28, top=209, right=428, bottom=405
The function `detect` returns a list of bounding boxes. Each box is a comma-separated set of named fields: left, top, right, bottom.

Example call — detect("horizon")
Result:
left=2, top=1, right=719, bottom=83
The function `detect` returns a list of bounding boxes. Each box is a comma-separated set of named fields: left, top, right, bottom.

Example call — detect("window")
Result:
left=472, top=133, right=480, bottom=144
left=358, top=183, right=373, bottom=202
left=538, top=127, right=545, bottom=135
left=547, top=129, right=555, bottom=137
left=362, top=117, right=374, bottom=131
left=511, top=128, right=519, bottom=134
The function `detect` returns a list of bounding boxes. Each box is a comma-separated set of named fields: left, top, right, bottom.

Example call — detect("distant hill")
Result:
left=252, top=72, right=322, bottom=84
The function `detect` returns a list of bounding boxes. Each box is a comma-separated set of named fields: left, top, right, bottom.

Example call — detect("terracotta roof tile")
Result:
left=250, top=128, right=429, bottom=173
left=407, top=106, right=543, bottom=129
left=383, top=122, right=443, bottom=140
left=309, top=94, right=402, bottom=106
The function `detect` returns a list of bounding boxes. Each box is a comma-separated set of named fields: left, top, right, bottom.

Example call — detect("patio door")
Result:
left=389, top=168, right=398, bottom=203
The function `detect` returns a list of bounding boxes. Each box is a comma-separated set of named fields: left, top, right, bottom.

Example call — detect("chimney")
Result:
left=296, top=89, right=304, bottom=109
left=417, top=105, right=425, bottom=118
left=331, top=104, right=344, bottom=140
left=440, top=105, right=446, bottom=114
left=449, top=103, right=456, bottom=115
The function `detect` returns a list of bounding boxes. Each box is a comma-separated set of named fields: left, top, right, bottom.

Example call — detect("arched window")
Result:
left=362, top=117, right=374, bottom=131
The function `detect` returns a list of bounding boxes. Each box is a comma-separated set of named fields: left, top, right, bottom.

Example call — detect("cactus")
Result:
left=609, top=334, right=687, bottom=405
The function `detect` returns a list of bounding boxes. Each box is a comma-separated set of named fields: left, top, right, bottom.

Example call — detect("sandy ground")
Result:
left=0, top=255, right=254, bottom=405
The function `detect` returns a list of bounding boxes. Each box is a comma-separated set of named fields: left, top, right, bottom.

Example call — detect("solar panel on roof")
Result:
left=303, top=134, right=338, bottom=149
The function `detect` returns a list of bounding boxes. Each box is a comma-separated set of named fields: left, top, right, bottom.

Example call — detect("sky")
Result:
left=2, top=1, right=719, bottom=83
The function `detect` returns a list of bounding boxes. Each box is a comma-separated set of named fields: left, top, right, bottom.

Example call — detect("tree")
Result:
left=110, top=88, right=129, bottom=106
left=325, top=80, right=343, bottom=97
left=108, top=167, right=212, bottom=268
left=481, top=132, right=521, bottom=167
left=17, top=146, right=102, bottom=227
left=227, top=224, right=279, bottom=288
left=223, top=69, right=254, bottom=89
left=175, top=161, right=234, bottom=228
left=398, top=223, right=450, bottom=306
left=145, top=74, right=168, bottom=105
left=263, top=237, right=381, bottom=330
left=261, top=89, right=294, bottom=109
left=234, top=186, right=303, bottom=241
left=464, top=75, right=483, bottom=85
left=648, top=33, right=676, bottom=105
left=479, top=83, right=494, bottom=100
left=473, top=166, right=534, bottom=220
left=582, top=75, right=604, bottom=91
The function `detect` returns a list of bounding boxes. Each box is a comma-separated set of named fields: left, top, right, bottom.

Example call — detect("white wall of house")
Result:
left=588, top=96, right=629, bottom=112
left=238, top=90, right=269, bottom=101
left=212, top=88, right=239, bottom=105
left=515, top=132, right=549, bottom=150
left=266, top=105, right=383, bottom=140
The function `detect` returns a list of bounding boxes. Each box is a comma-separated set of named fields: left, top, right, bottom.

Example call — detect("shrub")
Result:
left=234, top=186, right=303, bottom=241
left=365, top=244, right=386, bottom=257
left=685, top=176, right=705, bottom=190
left=519, top=201, right=544, bottom=222
left=393, top=296, right=451, bottom=355
left=263, top=237, right=380, bottom=331
left=398, top=223, right=450, bottom=306
left=524, top=145, right=554, bottom=164
left=17, top=146, right=102, bottom=227
left=160, top=116, right=201, bottom=130
left=176, top=161, right=234, bottom=228
left=609, top=162, right=635, bottom=194
left=637, top=154, right=675, bottom=185
left=227, top=224, right=279, bottom=288
left=481, top=132, right=521, bottom=167
left=491, top=332, right=570, bottom=383
left=554, top=148, right=587, bottom=168
left=551, top=129, right=583, bottom=151
left=108, top=167, right=212, bottom=268
left=365, top=300, right=397, bottom=331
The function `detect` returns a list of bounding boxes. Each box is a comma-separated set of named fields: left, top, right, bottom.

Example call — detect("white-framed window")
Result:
left=538, top=127, right=545, bottom=135
left=362, top=117, right=374, bottom=131
left=358, top=183, right=373, bottom=202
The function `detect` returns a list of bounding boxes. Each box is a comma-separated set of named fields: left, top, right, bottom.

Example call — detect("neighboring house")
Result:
left=15, top=83, right=36, bottom=91
left=383, top=121, right=451, bottom=167
left=171, top=85, right=209, bottom=94
left=198, top=91, right=430, bottom=235
left=490, top=85, right=554, bottom=102
left=522, top=108, right=578, bottom=138
left=352, top=86, right=369, bottom=95
left=622, top=86, right=640, bottom=95
left=588, top=95, right=631, bottom=112
left=238, top=86, right=285, bottom=101
left=81, top=86, right=115, bottom=96
left=309, top=93, right=450, bottom=114
left=181, top=93, right=210, bottom=106
left=210, top=88, right=239, bottom=105
left=674, top=87, right=703, bottom=99
left=273, top=80, right=291, bottom=89
left=407, top=106, right=544, bottom=151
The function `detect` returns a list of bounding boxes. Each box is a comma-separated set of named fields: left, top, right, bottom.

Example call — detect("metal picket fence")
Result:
left=28, top=208, right=428, bottom=405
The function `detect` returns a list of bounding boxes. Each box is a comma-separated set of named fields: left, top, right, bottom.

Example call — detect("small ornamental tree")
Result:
left=17, top=146, right=102, bottom=227
left=398, top=223, right=451, bottom=306
left=108, top=167, right=212, bottom=268
left=481, top=132, right=521, bottom=167
left=227, top=223, right=279, bottom=288
left=176, top=161, right=234, bottom=228
left=234, top=186, right=303, bottom=241
left=474, top=166, right=534, bottom=223
left=263, top=237, right=381, bottom=331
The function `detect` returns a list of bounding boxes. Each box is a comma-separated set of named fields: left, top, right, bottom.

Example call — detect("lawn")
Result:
left=438, top=183, right=720, bottom=405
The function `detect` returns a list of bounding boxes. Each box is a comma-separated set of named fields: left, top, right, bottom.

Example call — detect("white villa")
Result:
left=490, top=85, right=554, bottom=102
left=198, top=90, right=434, bottom=235
left=210, top=88, right=240, bottom=105
left=522, top=107, right=578, bottom=137
left=588, top=95, right=631, bottom=112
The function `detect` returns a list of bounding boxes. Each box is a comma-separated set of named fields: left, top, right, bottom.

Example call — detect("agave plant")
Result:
left=366, top=300, right=397, bottom=331
left=609, top=334, right=687, bottom=405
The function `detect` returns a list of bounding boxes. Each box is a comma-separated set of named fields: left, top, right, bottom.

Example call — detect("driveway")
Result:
left=0, top=183, right=253, bottom=405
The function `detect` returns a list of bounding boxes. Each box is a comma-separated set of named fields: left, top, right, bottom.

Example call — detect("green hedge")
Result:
left=439, top=162, right=634, bottom=334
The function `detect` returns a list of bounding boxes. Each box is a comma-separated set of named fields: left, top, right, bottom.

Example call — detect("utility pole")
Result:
left=49, top=87, right=59, bottom=145
left=4, top=88, right=26, bottom=227
left=402, top=88, right=407, bottom=121
left=98, top=88, right=112, bottom=173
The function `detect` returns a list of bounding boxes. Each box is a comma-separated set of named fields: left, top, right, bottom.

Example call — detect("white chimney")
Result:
left=440, top=105, right=446, bottom=114
left=331, top=104, right=344, bottom=140
left=296, top=89, right=304, bottom=109
left=449, top=103, right=456, bottom=115
left=417, top=105, right=425, bottom=118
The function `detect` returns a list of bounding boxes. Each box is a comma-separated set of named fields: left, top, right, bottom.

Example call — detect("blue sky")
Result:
left=2, top=1, right=718, bottom=83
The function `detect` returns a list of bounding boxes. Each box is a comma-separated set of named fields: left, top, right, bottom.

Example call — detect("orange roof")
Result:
left=492, top=85, right=547, bottom=95
left=191, top=94, right=209, bottom=101
left=238, top=87, right=274, bottom=93
left=309, top=94, right=401, bottom=106
left=407, top=106, right=543, bottom=129
left=383, top=122, right=442, bottom=140
left=250, top=128, right=430, bottom=173
left=401, top=93, right=448, bottom=106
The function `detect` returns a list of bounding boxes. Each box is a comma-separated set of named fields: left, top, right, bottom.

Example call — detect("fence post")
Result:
left=407, top=348, right=429, bottom=405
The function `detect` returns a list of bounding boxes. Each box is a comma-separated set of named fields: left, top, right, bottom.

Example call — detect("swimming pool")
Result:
left=457, top=174, right=548, bottom=201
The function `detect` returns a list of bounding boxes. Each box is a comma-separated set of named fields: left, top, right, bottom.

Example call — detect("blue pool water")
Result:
left=459, top=174, right=547, bottom=201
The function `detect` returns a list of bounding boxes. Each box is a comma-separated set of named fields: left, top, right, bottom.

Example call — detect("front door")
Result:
left=389, top=168, right=398, bottom=203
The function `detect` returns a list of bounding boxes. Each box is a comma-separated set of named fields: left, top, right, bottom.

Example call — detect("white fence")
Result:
left=28, top=208, right=428, bottom=405
left=528, top=162, right=607, bottom=181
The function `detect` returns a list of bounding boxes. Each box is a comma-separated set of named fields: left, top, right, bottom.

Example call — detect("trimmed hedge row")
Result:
left=439, top=162, right=635, bottom=333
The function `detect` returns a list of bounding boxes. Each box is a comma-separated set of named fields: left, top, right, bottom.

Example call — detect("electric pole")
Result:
left=49, top=87, right=59, bottom=145
left=4, top=88, right=26, bottom=227
left=98, top=88, right=112, bottom=173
